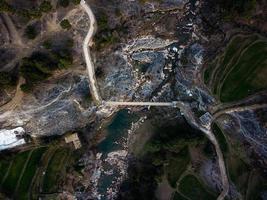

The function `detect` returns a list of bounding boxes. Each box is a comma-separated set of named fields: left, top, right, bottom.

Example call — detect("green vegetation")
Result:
left=94, top=13, right=127, bottom=50
left=58, top=0, right=70, bottom=7
left=211, top=123, right=228, bottom=154
left=0, top=72, right=17, bottom=88
left=227, top=156, right=250, bottom=195
left=71, top=0, right=81, bottom=5
left=217, top=0, right=257, bottom=19
left=165, top=147, right=190, bottom=188
left=0, top=0, right=14, bottom=12
left=0, top=143, right=79, bottom=199
left=118, top=120, right=207, bottom=199
left=0, top=0, right=53, bottom=21
left=60, top=19, right=72, bottom=30
left=43, top=148, right=70, bottom=193
left=0, top=162, right=11, bottom=184
left=179, top=175, right=215, bottom=200
left=172, top=192, right=188, bottom=200
left=2, top=150, right=31, bottom=195
left=25, top=25, right=38, bottom=39
left=204, top=34, right=267, bottom=102
left=15, top=147, right=47, bottom=200
left=39, top=1, right=53, bottom=13
left=20, top=39, right=73, bottom=92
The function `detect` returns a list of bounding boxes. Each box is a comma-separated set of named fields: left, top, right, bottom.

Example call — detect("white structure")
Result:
left=0, top=127, right=26, bottom=151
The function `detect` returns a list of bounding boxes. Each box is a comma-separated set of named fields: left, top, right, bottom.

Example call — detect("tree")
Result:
left=25, top=25, right=38, bottom=39
left=58, top=0, right=69, bottom=7
left=0, top=72, right=12, bottom=85
left=60, top=19, right=71, bottom=30
left=0, top=0, right=14, bottom=13
left=20, top=83, right=32, bottom=93
left=40, top=1, right=52, bottom=13
left=71, top=0, right=80, bottom=5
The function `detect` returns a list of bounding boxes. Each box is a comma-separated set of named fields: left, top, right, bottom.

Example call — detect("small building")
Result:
left=199, top=112, right=213, bottom=127
left=64, top=133, right=82, bottom=149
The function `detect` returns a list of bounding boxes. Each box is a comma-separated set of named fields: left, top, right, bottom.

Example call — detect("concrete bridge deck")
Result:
left=104, top=101, right=182, bottom=107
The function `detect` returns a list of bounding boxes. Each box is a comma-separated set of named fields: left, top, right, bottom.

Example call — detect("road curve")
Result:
left=80, top=0, right=101, bottom=103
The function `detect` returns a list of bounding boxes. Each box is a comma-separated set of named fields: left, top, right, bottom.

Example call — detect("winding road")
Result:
left=80, top=0, right=101, bottom=103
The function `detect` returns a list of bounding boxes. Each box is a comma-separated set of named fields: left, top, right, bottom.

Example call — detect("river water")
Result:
left=95, top=109, right=139, bottom=200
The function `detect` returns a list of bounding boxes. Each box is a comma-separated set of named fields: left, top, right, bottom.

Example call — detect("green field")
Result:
left=166, top=147, right=190, bottom=188
left=2, top=150, right=32, bottom=195
left=42, top=148, right=70, bottom=193
left=178, top=175, right=216, bottom=200
left=211, top=123, right=228, bottom=154
left=15, top=147, right=47, bottom=200
left=172, top=192, right=188, bottom=200
left=0, top=145, right=73, bottom=199
left=204, top=34, right=267, bottom=102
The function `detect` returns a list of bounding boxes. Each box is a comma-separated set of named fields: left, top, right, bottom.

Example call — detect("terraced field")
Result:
left=0, top=146, right=72, bottom=199
left=204, top=34, right=267, bottom=102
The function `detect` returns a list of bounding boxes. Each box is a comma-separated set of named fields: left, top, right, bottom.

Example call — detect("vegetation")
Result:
left=94, top=12, right=127, bottom=50
left=25, top=25, right=38, bottom=39
left=15, top=147, right=47, bottom=200
left=0, top=72, right=17, bottom=88
left=60, top=19, right=72, bottom=30
left=42, top=148, right=70, bottom=193
left=117, top=119, right=206, bottom=199
left=211, top=123, right=228, bottom=154
left=0, top=0, right=14, bottom=13
left=204, top=34, right=267, bottom=102
left=20, top=39, right=73, bottom=92
left=165, top=147, right=190, bottom=188
left=0, top=0, right=53, bottom=21
left=58, top=0, right=70, bottom=8
left=172, top=192, right=188, bottom=200
left=179, top=175, right=215, bottom=200
left=1, top=150, right=31, bottom=195
left=39, top=1, right=53, bottom=13
left=217, top=0, right=257, bottom=19
left=0, top=142, right=79, bottom=199
left=71, top=0, right=81, bottom=5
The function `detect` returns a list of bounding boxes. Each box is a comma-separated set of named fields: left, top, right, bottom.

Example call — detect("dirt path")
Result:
left=80, top=0, right=101, bottom=103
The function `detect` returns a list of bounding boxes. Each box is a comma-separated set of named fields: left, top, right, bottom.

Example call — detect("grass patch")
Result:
left=15, top=147, right=47, bottom=200
left=227, top=156, right=250, bottom=194
left=179, top=174, right=215, bottom=200
left=165, top=147, right=190, bottom=188
left=220, top=39, right=267, bottom=102
left=2, top=150, right=31, bottom=195
left=172, top=192, right=188, bottom=200
left=204, top=34, right=267, bottom=102
left=211, top=123, right=228, bottom=154
left=0, top=161, right=11, bottom=184
left=42, top=148, right=70, bottom=193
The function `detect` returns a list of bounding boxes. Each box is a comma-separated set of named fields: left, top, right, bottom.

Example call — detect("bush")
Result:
left=25, top=25, right=38, bottom=39
left=58, top=0, right=69, bottom=7
left=40, top=1, right=52, bottom=13
left=71, top=0, right=80, bottom=5
left=0, top=72, right=12, bottom=86
left=20, top=83, right=32, bottom=93
left=0, top=0, right=14, bottom=12
left=60, top=19, right=71, bottom=30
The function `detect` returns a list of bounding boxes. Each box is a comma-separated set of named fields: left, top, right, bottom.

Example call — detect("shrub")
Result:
left=60, top=19, right=71, bottom=30
left=40, top=1, right=52, bottom=13
left=0, top=72, right=12, bottom=86
left=58, top=0, right=69, bottom=7
left=71, top=0, right=80, bottom=5
left=25, top=25, right=38, bottom=39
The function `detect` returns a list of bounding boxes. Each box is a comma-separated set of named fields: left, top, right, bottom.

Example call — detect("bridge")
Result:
left=104, top=101, right=182, bottom=107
